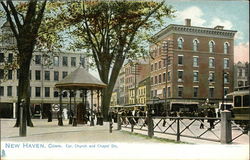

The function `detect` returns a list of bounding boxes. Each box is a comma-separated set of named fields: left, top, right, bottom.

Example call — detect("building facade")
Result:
left=124, top=59, right=150, bottom=105
left=0, top=21, right=88, bottom=118
left=149, top=19, right=237, bottom=113
left=234, top=62, right=249, bottom=88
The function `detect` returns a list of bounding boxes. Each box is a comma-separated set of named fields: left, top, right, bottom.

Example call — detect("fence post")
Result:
left=176, top=118, right=180, bottom=141
left=117, top=114, right=121, bottom=130
left=131, top=124, right=134, bottom=132
left=148, top=115, right=154, bottom=138
left=220, top=111, right=232, bottom=144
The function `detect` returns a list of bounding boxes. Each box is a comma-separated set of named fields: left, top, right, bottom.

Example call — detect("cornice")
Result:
left=154, top=24, right=237, bottom=41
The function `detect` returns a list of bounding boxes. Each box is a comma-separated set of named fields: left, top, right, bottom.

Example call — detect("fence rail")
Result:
left=116, top=111, right=248, bottom=144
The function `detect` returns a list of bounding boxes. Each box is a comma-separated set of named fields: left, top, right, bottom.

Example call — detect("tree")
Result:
left=1, top=0, right=47, bottom=127
left=51, top=1, right=175, bottom=121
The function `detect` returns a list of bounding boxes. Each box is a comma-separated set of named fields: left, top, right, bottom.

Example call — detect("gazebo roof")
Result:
left=55, top=66, right=107, bottom=90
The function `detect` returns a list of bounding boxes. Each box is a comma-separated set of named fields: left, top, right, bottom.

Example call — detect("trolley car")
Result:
left=227, top=86, right=250, bottom=129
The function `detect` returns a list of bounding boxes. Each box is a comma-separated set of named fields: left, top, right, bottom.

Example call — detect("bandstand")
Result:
left=55, top=66, right=106, bottom=126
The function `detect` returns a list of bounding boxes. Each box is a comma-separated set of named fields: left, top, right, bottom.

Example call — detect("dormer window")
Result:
left=209, top=41, right=215, bottom=53
left=177, top=37, right=184, bottom=49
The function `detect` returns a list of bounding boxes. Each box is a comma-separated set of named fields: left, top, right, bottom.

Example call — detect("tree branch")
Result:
left=7, top=0, right=22, bottom=31
left=0, top=1, right=19, bottom=38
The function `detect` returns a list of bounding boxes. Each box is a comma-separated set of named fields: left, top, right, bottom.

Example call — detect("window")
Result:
left=209, top=87, right=214, bottom=98
left=151, top=77, right=153, bottom=84
left=163, top=73, right=166, bottom=82
left=63, top=91, right=68, bottom=97
left=234, top=96, right=241, bottom=107
left=193, top=56, right=199, bottom=67
left=0, top=53, right=4, bottom=62
left=53, top=56, right=59, bottom=66
left=62, top=71, right=68, bottom=78
left=154, top=90, right=157, bottom=97
left=8, top=70, right=12, bottom=80
left=154, top=76, right=158, bottom=84
left=243, top=95, right=250, bottom=107
left=30, top=70, right=32, bottom=80
left=159, top=74, right=162, bottom=83
left=209, top=41, right=215, bottom=53
left=178, top=86, right=183, bottom=97
left=224, top=42, right=229, bottom=54
left=71, top=57, right=76, bottom=67
left=0, top=69, right=4, bottom=79
left=80, top=57, right=85, bottom=67
left=239, top=69, right=243, bottom=77
left=193, top=87, right=198, bottom=97
left=7, top=86, right=12, bottom=96
left=154, top=63, right=157, bottom=70
left=35, top=87, right=41, bottom=97
left=163, top=59, right=167, bottom=67
left=158, top=61, right=161, bottom=69
left=0, top=86, right=4, bottom=96
left=35, top=70, right=41, bottom=80
left=45, top=87, right=50, bottom=97
left=224, top=88, right=229, bottom=97
left=209, top=57, right=215, bottom=68
left=45, top=71, right=50, bottom=80
left=209, top=72, right=215, bottom=82
left=151, top=64, right=154, bottom=71
left=167, top=86, right=171, bottom=97
left=224, top=72, right=229, bottom=83
left=177, top=37, right=184, bottom=49
left=193, top=71, right=199, bottom=82
left=54, top=91, right=59, bottom=97
left=8, top=53, right=13, bottom=63
left=178, top=55, right=183, bottom=65
left=224, top=58, right=229, bottom=69
left=193, top=39, right=199, bottom=51
left=35, top=55, right=41, bottom=64
left=167, top=71, right=171, bottom=81
left=178, top=70, right=183, bottom=82
left=163, top=88, right=166, bottom=97
left=238, top=81, right=244, bottom=87
left=62, top=56, right=68, bottom=66
left=54, top=71, right=59, bottom=81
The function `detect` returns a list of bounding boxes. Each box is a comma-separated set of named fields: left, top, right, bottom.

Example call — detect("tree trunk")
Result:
left=101, top=87, right=113, bottom=121
left=14, top=51, right=33, bottom=127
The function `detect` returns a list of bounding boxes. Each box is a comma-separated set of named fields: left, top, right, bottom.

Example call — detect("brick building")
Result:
left=149, top=19, right=237, bottom=114
left=123, top=59, right=150, bottom=105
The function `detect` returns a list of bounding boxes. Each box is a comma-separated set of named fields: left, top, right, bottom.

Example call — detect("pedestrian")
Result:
left=207, top=109, right=215, bottom=129
left=198, top=110, right=205, bottom=129
left=48, top=108, right=52, bottom=122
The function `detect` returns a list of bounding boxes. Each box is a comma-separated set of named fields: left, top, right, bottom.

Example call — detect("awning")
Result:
left=227, top=90, right=249, bottom=96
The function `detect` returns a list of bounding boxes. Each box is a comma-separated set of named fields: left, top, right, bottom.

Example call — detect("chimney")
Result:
left=185, top=19, right=191, bottom=26
left=214, top=25, right=224, bottom=30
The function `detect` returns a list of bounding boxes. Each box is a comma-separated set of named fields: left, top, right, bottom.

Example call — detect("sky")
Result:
left=163, top=0, right=249, bottom=63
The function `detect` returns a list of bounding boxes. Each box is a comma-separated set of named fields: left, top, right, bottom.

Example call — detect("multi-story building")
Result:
left=137, top=77, right=150, bottom=105
left=0, top=21, right=88, bottom=118
left=124, top=59, right=150, bottom=105
left=234, top=62, right=249, bottom=88
left=149, top=19, right=237, bottom=114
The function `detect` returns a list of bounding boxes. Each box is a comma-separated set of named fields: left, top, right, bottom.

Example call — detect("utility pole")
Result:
left=222, top=69, right=225, bottom=110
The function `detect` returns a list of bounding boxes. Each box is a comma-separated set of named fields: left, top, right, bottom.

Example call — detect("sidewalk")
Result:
left=0, top=118, right=164, bottom=143
left=1, top=119, right=249, bottom=160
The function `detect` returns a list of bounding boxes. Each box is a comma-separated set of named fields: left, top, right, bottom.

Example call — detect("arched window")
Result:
left=193, top=39, right=199, bottom=51
left=209, top=41, right=215, bottom=53
left=224, top=42, right=229, bottom=54
left=177, top=37, right=184, bottom=49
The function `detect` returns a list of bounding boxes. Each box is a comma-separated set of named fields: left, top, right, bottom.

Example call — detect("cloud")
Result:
left=234, top=42, right=249, bottom=63
left=209, top=17, right=233, bottom=29
left=235, top=31, right=244, bottom=40
left=175, top=6, right=206, bottom=27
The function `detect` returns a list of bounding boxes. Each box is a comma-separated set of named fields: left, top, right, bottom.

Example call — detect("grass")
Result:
left=121, top=130, right=190, bottom=144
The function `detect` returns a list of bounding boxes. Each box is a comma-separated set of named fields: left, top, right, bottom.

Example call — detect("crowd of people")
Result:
left=111, top=108, right=220, bottom=130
